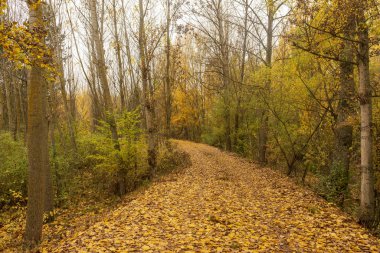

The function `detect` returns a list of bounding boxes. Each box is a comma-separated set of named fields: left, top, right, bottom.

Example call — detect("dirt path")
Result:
left=41, top=141, right=380, bottom=252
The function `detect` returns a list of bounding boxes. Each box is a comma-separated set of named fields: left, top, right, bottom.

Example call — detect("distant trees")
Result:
left=250, top=0, right=288, bottom=165
left=180, top=0, right=379, bottom=228
left=191, top=0, right=233, bottom=151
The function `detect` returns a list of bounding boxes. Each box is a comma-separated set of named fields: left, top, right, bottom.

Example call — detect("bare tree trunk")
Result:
left=45, top=122, right=54, bottom=214
left=15, top=80, right=25, bottom=137
left=112, top=0, right=126, bottom=109
left=88, top=38, right=103, bottom=127
left=139, top=0, right=157, bottom=179
left=357, top=2, right=375, bottom=227
left=258, top=0, right=274, bottom=165
left=234, top=0, right=249, bottom=149
left=55, top=37, right=77, bottom=151
left=5, top=70, right=16, bottom=139
left=165, top=0, right=172, bottom=137
left=45, top=77, right=58, bottom=214
left=65, top=0, right=100, bottom=129
left=88, top=0, right=120, bottom=150
left=332, top=14, right=356, bottom=207
left=21, top=71, right=28, bottom=141
left=0, top=78, right=4, bottom=130
left=121, top=0, right=138, bottom=110
left=24, top=1, right=49, bottom=245
left=13, top=78, right=21, bottom=140
left=216, top=0, right=232, bottom=151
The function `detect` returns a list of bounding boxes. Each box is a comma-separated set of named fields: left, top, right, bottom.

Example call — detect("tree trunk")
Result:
left=258, top=0, right=274, bottom=165
left=165, top=0, right=172, bottom=137
left=0, top=78, right=4, bottom=130
left=45, top=77, right=57, bottom=215
left=88, top=38, right=103, bottom=128
left=139, top=0, right=157, bottom=179
left=234, top=0, right=249, bottom=149
left=357, top=3, right=375, bottom=227
left=332, top=14, right=356, bottom=207
left=88, top=0, right=120, bottom=150
left=5, top=70, right=16, bottom=139
left=121, top=0, right=139, bottom=110
left=15, top=80, right=25, bottom=137
left=13, top=77, right=21, bottom=140
left=216, top=0, right=232, bottom=151
left=56, top=39, right=77, bottom=151
left=112, top=0, right=126, bottom=109
left=24, top=1, right=49, bottom=245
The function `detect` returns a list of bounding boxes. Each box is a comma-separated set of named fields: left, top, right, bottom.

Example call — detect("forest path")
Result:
left=42, top=140, right=380, bottom=252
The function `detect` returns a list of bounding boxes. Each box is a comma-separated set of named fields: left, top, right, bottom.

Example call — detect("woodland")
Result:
left=1, top=0, right=380, bottom=251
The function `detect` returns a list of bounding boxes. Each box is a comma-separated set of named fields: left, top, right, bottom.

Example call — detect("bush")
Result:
left=0, top=133, right=27, bottom=208
left=318, top=163, right=349, bottom=206
left=78, top=110, right=148, bottom=196
left=157, top=141, right=191, bottom=175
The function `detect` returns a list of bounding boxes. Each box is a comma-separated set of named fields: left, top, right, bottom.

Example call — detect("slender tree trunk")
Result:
left=234, top=0, right=249, bottom=149
left=88, top=0, right=120, bottom=150
left=121, top=0, right=138, bottom=110
left=45, top=77, right=58, bottom=214
left=357, top=2, right=375, bottom=227
left=88, top=38, right=103, bottom=128
left=216, top=0, right=232, bottom=151
left=258, top=1, right=274, bottom=165
left=45, top=120, right=54, bottom=214
left=56, top=41, right=77, bottom=151
left=112, top=0, right=126, bottom=109
left=15, top=80, right=25, bottom=136
left=139, top=0, right=157, bottom=179
left=24, top=1, right=49, bottom=245
left=65, top=0, right=100, bottom=129
left=165, top=0, right=172, bottom=137
left=13, top=78, right=21, bottom=140
left=0, top=78, right=3, bottom=130
left=5, top=71, right=16, bottom=139
left=332, top=14, right=356, bottom=207
left=21, top=72, right=28, bottom=141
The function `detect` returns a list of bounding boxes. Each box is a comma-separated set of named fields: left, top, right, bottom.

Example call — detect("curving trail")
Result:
left=41, top=140, right=380, bottom=252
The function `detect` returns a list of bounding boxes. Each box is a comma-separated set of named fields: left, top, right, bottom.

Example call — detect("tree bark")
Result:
left=357, top=2, right=375, bottom=227
left=216, top=0, right=232, bottom=151
left=258, top=0, right=274, bottom=165
left=50, top=17, right=77, bottom=151
left=5, top=69, right=16, bottom=139
left=139, top=0, right=157, bottom=179
left=0, top=77, right=4, bottom=130
left=112, top=0, right=126, bottom=109
left=24, top=1, right=49, bottom=245
left=331, top=12, right=356, bottom=207
left=234, top=0, right=249, bottom=149
left=121, top=0, right=139, bottom=110
left=165, top=0, right=172, bottom=137
left=88, top=0, right=120, bottom=150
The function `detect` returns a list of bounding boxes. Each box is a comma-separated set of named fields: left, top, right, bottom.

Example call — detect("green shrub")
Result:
left=0, top=132, right=27, bottom=208
left=318, top=163, right=349, bottom=206
left=78, top=110, right=148, bottom=195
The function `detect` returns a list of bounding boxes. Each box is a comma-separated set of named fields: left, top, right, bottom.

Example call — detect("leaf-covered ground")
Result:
left=7, top=141, right=380, bottom=252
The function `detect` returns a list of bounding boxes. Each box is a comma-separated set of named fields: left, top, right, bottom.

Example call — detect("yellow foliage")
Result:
left=0, top=1, right=57, bottom=81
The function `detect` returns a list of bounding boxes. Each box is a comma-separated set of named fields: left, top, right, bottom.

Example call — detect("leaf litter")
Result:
left=34, top=140, right=380, bottom=252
